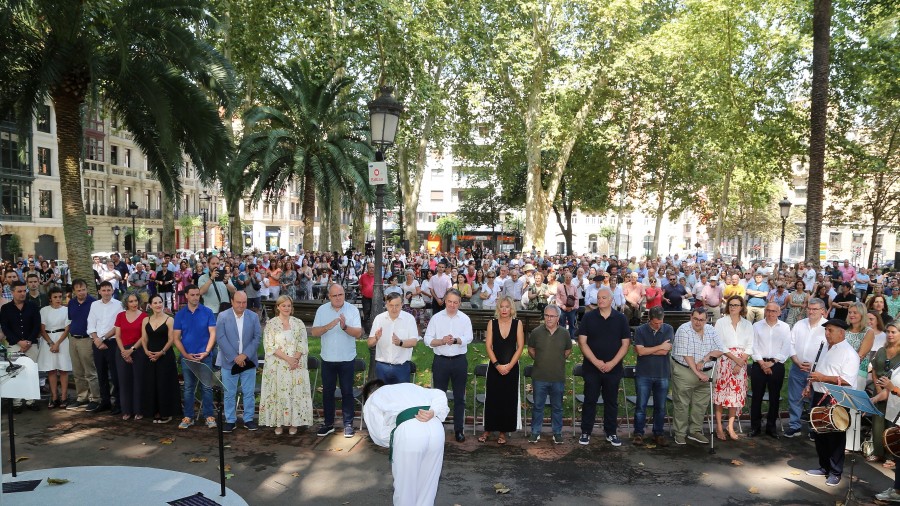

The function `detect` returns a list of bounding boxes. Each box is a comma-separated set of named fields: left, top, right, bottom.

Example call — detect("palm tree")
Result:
left=0, top=0, right=234, bottom=287
left=234, top=61, right=373, bottom=251
left=805, top=0, right=832, bottom=264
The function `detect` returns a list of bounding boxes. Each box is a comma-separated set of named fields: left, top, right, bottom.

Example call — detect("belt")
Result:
left=390, top=405, right=429, bottom=462
left=761, top=357, right=780, bottom=364
left=436, top=354, right=466, bottom=360
left=47, top=328, right=66, bottom=334
left=71, top=334, right=91, bottom=339
left=376, top=360, right=408, bottom=367
left=674, top=359, right=713, bottom=372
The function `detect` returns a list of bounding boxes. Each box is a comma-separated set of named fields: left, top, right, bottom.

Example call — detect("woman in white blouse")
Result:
left=713, top=295, right=754, bottom=441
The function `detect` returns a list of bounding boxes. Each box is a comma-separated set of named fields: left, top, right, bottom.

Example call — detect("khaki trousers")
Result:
left=69, top=337, right=101, bottom=402
left=670, top=358, right=712, bottom=437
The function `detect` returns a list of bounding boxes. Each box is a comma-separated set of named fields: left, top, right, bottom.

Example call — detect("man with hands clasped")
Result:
left=425, top=289, right=473, bottom=442
left=312, top=284, right=364, bottom=438
left=173, top=285, right=218, bottom=429
left=369, top=292, right=420, bottom=385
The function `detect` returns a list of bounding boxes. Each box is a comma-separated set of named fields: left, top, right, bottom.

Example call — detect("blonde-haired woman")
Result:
left=479, top=296, right=524, bottom=444
left=847, top=301, right=876, bottom=389
left=259, top=295, right=313, bottom=434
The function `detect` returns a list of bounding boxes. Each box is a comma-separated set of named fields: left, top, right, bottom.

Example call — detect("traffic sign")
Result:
left=368, top=161, right=387, bottom=185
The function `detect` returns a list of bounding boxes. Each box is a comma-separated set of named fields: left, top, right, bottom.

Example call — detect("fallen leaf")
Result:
left=748, top=486, right=759, bottom=494
left=494, top=482, right=511, bottom=494
left=159, top=437, right=175, bottom=445
left=731, top=459, right=744, bottom=466
left=638, top=462, right=645, bottom=466
left=98, top=447, right=107, bottom=451
left=218, top=464, right=232, bottom=472
left=225, top=473, right=235, bottom=480
left=47, top=478, right=69, bottom=485
left=189, top=457, right=208, bottom=463
left=645, top=444, right=657, bottom=449
left=790, top=471, right=801, bottom=476
left=290, top=472, right=300, bottom=477
left=15, top=456, right=29, bottom=463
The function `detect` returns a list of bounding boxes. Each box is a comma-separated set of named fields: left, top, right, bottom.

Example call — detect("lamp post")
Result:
left=0, top=223, right=3, bottom=261
left=778, top=197, right=792, bottom=274
left=200, top=191, right=212, bottom=252
left=113, top=225, right=121, bottom=252
left=625, top=218, right=632, bottom=258
left=128, top=201, right=138, bottom=254
left=396, top=168, right=405, bottom=252
left=228, top=213, right=235, bottom=253
left=367, top=86, right=403, bottom=326
left=863, top=241, right=868, bottom=268
left=646, top=230, right=651, bottom=259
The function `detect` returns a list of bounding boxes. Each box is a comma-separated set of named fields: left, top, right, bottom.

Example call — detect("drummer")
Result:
left=870, top=322, right=900, bottom=502
left=803, top=318, right=860, bottom=488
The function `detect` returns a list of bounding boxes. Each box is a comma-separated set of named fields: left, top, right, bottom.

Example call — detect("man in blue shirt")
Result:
left=311, top=284, right=363, bottom=438
left=174, top=284, right=217, bottom=430
left=66, top=279, right=101, bottom=411
left=745, top=272, right=769, bottom=323
left=632, top=306, right=674, bottom=446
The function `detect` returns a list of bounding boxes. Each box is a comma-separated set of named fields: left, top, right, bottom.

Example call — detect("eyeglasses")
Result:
left=691, top=317, right=707, bottom=322
left=543, top=314, right=559, bottom=318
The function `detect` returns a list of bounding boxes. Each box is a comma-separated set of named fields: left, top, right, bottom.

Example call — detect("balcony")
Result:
left=0, top=213, right=31, bottom=222
left=83, top=161, right=107, bottom=173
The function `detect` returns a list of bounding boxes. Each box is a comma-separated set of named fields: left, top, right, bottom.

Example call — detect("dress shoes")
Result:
left=455, top=431, right=466, bottom=443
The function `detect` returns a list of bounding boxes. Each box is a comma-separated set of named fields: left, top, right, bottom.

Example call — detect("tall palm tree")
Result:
left=805, top=0, right=832, bottom=264
left=0, top=0, right=234, bottom=287
left=234, top=61, right=373, bottom=251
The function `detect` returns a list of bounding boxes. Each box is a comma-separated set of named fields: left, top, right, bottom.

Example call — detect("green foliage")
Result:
left=5, top=234, right=22, bottom=260
left=434, top=215, right=465, bottom=238
left=178, top=215, right=202, bottom=241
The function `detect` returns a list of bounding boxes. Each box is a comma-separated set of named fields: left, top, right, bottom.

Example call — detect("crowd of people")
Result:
left=3, top=245, right=900, bottom=503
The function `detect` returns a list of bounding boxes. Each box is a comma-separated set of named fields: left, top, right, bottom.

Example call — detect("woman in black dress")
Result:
left=480, top=296, right=525, bottom=444
left=140, top=295, right=181, bottom=423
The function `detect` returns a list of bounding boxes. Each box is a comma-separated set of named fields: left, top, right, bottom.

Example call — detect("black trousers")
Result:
left=581, top=365, right=624, bottom=436
left=750, top=362, right=785, bottom=431
left=432, top=355, right=467, bottom=433
left=92, top=341, right=120, bottom=407
left=812, top=392, right=846, bottom=476
left=361, top=297, right=372, bottom=332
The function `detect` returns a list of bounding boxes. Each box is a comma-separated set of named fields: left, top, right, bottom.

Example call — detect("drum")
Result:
left=884, top=427, right=900, bottom=458
left=809, top=405, right=850, bottom=433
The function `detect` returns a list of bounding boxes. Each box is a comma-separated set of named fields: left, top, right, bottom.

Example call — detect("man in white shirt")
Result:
left=424, top=289, right=473, bottom=442
left=784, top=298, right=828, bottom=439
left=748, top=302, right=792, bottom=438
left=802, top=262, right=818, bottom=293
left=87, top=281, right=123, bottom=414
left=368, top=292, right=421, bottom=384
left=805, top=318, right=860, bottom=487
left=584, top=275, right=604, bottom=311
left=503, top=269, right=526, bottom=310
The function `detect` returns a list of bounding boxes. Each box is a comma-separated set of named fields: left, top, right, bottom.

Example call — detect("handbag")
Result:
left=565, top=286, right=576, bottom=308
left=410, top=295, right=426, bottom=309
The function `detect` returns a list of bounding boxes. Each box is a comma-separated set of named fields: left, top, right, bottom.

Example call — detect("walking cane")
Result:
left=708, top=359, right=717, bottom=455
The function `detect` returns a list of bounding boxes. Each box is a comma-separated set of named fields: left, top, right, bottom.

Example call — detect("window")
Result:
left=37, top=147, right=51, bottom=175
left=588, top=234, right=598, bottom=254
left=0, top=131, right=26, bottom=172
left=144, top=189, right=151, bottom=210
left=430, top=190, right=444, bottom=202
left=829, top=232, right=842, bottom=249
left=0, top=180, right=31, bottom=219
left=39, top=190, right=52, bottom=218
left=85, top=137, right=104, bottom=161
left=124, top=148, right=131, bottom=168
left=84, top=179, right=105, bottom=215
left=124, top=187, right=132, bottom=209
left=110, top=145, right=118, bottom=166
left=852, top=233, right=864, bottom=244
left=794, top=187, right=807, bottom=199
left=109, top=185, right=118, bottom=209
left=876, top=234, right=885, bottom=248
left=431, top=167, right=444, bottom=177
left=36, top=105, right=51, bottom=133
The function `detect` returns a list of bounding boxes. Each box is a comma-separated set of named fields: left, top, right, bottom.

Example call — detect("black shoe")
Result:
left=84, top=402, right=101, bottom=412
left=27, top=402, right=40, bottom=412
left=765, top=429, right=780, bottom=439
left=455, top=431, right=466, bottom=443
left=110, top=407, right=122, bottom=416
left=244, top=420, right=258, bottom=431
left=95, top=403, right=111, bottom=413
left=222, top=422, right=236, bottom=433
left=807, top=431, right=816, bottom=441
left=748, top=429, right=762, bottom=437
left=13, top=405, right=23, bottom=414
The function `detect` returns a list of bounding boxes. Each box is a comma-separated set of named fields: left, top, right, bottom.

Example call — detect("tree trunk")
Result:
left=162, top=188, right=176, bottom=252
left=301, top=169, right=316, bottom=251
left=652, top=168, right=670, bottom=259
left=330, top=194, right=342, bottom=253
left=868, top=219, right=880, bottom=269
left=53, top=90, right=94, bottom=294
left=227, top=198, right=241, bottom=253
left=319, top=196, right=330, bottom=252
left=351, top=193, right=366, bottom=253
left=806, top=0, right=832, bottom=265
left=713, top=165, right=734, bottom=256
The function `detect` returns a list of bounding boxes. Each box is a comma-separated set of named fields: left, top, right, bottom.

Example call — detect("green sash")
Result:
left=389, top=405, right=430, bottom=462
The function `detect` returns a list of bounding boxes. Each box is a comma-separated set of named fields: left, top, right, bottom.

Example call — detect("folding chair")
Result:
left=408, top=361, right=417, bottom=384
left=572, top=363, right=629, bottom=435
left=307, top=355, right=321, bottom=423
left=333, top=358, right=367, bottom=430
left=472, top=363, right=490, bottom=435
left=623, top=365, right=673, bottom=435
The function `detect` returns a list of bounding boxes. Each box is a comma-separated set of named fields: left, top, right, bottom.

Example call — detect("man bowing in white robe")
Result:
left=363, top=379, right=449, bottom=506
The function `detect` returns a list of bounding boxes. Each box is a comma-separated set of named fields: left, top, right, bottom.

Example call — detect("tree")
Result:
left=234, top=61, right=373, bottom=251
left=434, top=215, right=464, bottom=253
left=456, top=183, right=510, bottom=253
left=805, top=0, right=832, bottom=265
left=178, top=215, right=202, bottom=249
left=0, top=0, right=234, bottom=287
left=5, top=234, right=23, bottom=261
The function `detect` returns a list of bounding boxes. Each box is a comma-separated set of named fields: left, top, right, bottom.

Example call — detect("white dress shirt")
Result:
left=714, top=316, right=754, bottom=353
left=790, top=317, right=827, bottom=365
left=424, top=309, right=473, bottom=357
left=87, top=298, right=122, bottom=341
left=813, top=339, right=860, bottom=393
left=751, top=319, right=792, bottom=363
left=370, top=310, right=420, bottom=365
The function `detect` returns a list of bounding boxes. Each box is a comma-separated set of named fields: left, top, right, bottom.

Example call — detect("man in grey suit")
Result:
left=216, top=291, right=262, bottom=432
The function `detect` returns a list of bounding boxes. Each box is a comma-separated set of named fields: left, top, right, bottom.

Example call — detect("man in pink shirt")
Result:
left=429, top=262, right=452, bottom=313
left=700, top=276, right=724, bottom=322
left=623, top=272, right=646, bottom=324
left=839, top=260, right=856, bottom=284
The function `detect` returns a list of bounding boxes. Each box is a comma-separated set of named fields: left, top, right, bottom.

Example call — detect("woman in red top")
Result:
left=645, top=278, right=664, bottom=309
left=115, top=293, right=148, bottom=420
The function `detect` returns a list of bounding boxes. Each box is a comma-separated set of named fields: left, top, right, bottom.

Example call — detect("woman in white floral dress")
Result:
left=259, top=295, right=314, bottom=434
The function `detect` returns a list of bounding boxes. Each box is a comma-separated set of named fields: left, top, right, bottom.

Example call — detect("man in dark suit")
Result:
left=215, top=291, right=262, bottom=433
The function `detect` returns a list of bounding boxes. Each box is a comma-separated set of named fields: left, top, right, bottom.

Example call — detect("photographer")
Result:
left=198, top=255, right=236, bottom=317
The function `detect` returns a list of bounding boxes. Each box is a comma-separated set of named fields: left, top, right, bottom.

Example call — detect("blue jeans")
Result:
left=375, top=361, right=411, bottom=385
left=322, top=360, right=355, bottom=427
left=560, top=309, right=577, bottom=339
left=787, top=364, right=810, bottom=431
left=221, top=367, right=257, bottom=423
left=634, top=375, right=669, bottom=436
left=181, top=356, right=214, bottom=420
left=531, top=380, right=564, bottom=435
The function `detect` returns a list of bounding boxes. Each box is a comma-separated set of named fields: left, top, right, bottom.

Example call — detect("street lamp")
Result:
left=778, top=196, right=792, bottom=273
left=0, top=223, right=3, bottom=261
left=368, top=86, right=403, bottom=325
left=113, top=225, right=121, bottom=252
left=128, top=201, right=138, bottom=254
left=646, top=230, right=651, bottom=259
left=200, top=191, right=212, bottom=252
left=625, top=218, right=632, bottom=258
left=863, top=241, right=869, bottom=267
left=228, top=213, right=235, bottom=253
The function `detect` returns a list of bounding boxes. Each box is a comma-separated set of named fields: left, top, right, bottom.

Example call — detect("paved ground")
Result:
left=2, top=407, right=895, bottom=505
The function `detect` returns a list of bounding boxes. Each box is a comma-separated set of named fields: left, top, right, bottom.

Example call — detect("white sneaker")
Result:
left=876, top=487, right=900, bottom=502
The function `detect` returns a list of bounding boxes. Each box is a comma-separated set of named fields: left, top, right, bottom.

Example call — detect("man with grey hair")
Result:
left=783, top=297, right=827, bottom=439
left=527, top=304, right=572, bottom=444
left=632, top=306, right=673, bottom=446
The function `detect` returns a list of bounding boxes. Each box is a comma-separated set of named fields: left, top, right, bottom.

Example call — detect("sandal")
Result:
left=59, top=399, right=68, bottom=409
left=275, top=427, right=284, bottom=435
left=866, top=455, right=883, bottom=463
left=716, top=431, right=727, bottom=442
left=288, top=427, right=298, bottom=435
left=497, top=433, right=507, bottom=445
left=884, top=460, right=896, bottom=469
left=122, top=414, right=132, bottom=421
left=478, top=431, right=490, bottom=443
left=728, top=431, right=741, bottom=441
left=134, top=415, right=144, bottom=421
